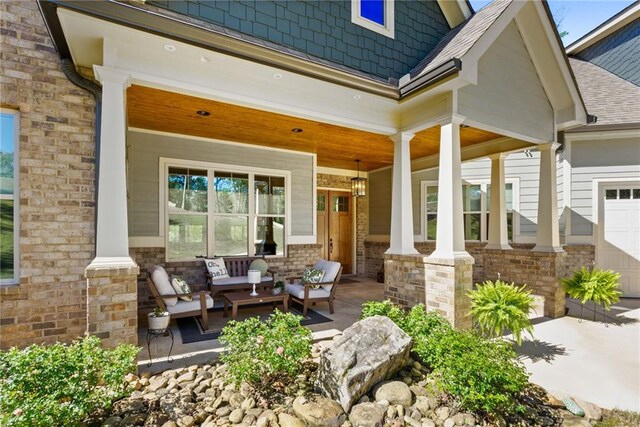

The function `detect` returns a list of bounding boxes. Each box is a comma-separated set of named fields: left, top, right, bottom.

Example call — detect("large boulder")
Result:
left=315, top=316, right=412, bottom=412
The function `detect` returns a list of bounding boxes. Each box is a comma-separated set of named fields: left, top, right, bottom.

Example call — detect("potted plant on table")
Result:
left=272, top=280, right=285, bottom=295
left=148, top=306, right=170, bottom=332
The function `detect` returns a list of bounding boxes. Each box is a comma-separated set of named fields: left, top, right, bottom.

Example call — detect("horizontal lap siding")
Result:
left=570, top=137, right=640, bottom=236
left=127, top=130, right=314, bottom=237
left=458, top=22, right=553, bottom=143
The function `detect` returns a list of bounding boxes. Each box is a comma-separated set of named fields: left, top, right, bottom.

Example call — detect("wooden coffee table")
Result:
left=222, top=291, right=288, bottom=320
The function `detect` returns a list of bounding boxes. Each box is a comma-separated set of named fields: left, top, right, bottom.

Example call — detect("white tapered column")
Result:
left=486, top=153, right=512, bottom=250
left=92, top=66, right=133, bottom=263
left=429, top=117, right=470, bottom=260
left=386, top=132, right=418, bottom=255
left=533, top=142, right=564, bottom=252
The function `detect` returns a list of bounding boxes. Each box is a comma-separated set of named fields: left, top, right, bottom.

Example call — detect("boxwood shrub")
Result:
left=0, top=335, right=138, bottom=427
left=362, top=300, right=529, bottom=416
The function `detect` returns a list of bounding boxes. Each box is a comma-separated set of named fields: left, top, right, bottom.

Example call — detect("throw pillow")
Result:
left=149, top=266, right=178, bottom=307
left=171, top=276, right=192, bottom=302
left=249, top=258, right=269, bottom=276
left=301, top=267, right=325, bottom=289
left=205, top=258, right=229, bottom=280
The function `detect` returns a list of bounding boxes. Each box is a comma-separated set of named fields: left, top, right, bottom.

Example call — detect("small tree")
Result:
left=468, top=280, right=535, bottom=345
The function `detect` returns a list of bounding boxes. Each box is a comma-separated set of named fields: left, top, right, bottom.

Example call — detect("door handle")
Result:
left=329, top=238, right=333, bottom=254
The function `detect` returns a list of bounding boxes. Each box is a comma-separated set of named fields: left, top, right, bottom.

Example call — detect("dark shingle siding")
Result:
left=145, top=0, right=451, bottom=80
left=575, top=18, right=640, bottom=86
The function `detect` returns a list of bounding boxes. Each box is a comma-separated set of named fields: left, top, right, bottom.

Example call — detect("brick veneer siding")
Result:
left=369, top=240, right=595, bottom=319
left=0, top=1, right=97, bottom=349
left=132, top=244, right=322, bottom=316
left=317, top=173, right=366, bottom=276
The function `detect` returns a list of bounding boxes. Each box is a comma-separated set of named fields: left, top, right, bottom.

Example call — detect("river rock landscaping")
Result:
left=92, top=312, right=605, bottom=427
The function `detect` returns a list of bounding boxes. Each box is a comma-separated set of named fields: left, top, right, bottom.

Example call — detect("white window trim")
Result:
left=419, top=178, right=520, bottom=243
left=0, top=108, right=19, bottom=286
left=159, top=157, right=291, bottom=261
left=351, top=0, right=395, bottom=39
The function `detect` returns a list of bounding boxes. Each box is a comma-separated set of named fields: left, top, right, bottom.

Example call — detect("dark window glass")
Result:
left=361, top=0, right=384, bottom=25
left=633, top=189, right=640, bottom=199
left=619, top=189, right=631, bottom=199
left=317, top=194, right=326, bottom=211
left=605, top=189, right=617, bottom=200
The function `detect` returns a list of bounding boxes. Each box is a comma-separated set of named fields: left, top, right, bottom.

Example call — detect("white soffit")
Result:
left=437, top=0, right=473, bottom=28
left=56, top=8, right=399, bottom=135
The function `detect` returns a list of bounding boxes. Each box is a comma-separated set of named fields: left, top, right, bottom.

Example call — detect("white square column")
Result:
left=92, top=66, right=134, bottom=263
left=429, top=117, right=471, bottom=260
left=533, top=142, right=564, bottom=253
left=485, top=153, right=512, bottom=250
left=386, top=132, right=419, bottom=255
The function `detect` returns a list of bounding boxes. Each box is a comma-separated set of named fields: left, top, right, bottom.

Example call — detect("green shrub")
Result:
left=0, top=335, right=138, bottom=427
left=419, top=327, right=529, bottom=414
left=219, top=310, right=312, bottom=388
left=468, top=280, right=535, bottom=345
left=562, top=267, right=622, bottom=310
left=361, top=300, right=529, bottom=416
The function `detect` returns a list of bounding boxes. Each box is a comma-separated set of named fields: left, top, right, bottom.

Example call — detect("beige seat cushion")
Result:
left=166, top=295, right=214, bottom=315
left=149, top=265, right=178, bottom=307
left=211, top=276, right=273, bottom=286
left=314, top=259, right=341, bottom=291
left=285, top=283, right=331, bottom=299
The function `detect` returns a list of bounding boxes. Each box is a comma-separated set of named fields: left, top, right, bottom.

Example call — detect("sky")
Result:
left=468, top=0, right=636, bottom=46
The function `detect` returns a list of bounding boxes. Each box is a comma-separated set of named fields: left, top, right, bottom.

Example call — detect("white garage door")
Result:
left=599, top=187, right=640, bottom=297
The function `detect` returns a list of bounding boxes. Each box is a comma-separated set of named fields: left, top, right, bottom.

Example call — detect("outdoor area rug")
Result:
left=177, top=302, right=332, bottom=344
left=339, top=277, right=360, bottom=284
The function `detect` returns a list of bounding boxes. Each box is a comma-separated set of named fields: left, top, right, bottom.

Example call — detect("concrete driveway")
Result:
left=514, top=298, right=640, bottom=411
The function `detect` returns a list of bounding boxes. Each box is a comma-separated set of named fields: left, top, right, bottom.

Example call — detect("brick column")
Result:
left=384, top=253, right=473, bottom=329
left=85, top=260, right=139, bottom=348
left=424, top=256, right=474, bottom=329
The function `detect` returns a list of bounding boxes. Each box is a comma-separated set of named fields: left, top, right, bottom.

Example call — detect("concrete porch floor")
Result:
left=137, top=277, right=385, bottom=373
left=137, top=280, right=640, bottom=412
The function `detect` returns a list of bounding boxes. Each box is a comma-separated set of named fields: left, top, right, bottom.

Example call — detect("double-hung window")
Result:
left=1, top=109, right=19, bottom=285
left=352, top=0, right=395, bottom=38
left=163, top=159, right=288, bottom=261
left=422, top=180, right=518, bottom=242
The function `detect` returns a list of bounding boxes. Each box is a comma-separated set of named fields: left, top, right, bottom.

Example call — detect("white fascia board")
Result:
left=565, top=129, right=640, bottom=142
left=437, top=0, right=473, bottom=28
left=566, top=3, right=640, bottom=55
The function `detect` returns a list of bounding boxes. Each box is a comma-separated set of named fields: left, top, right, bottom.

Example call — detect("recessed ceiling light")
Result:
left=291, top=128, right=303, bottom=133
left=273, top=73, right=283, bottom=79
left=164, top=44, right=176, bottom=52
left=196, top=110, right=210, bottom=117
left=200, top=56, right=211, bottom=63
left=353, top=94, right=362, bottom=100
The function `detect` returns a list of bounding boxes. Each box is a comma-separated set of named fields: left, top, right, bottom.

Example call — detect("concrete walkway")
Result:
left=514, top=298, right=640, bottom=411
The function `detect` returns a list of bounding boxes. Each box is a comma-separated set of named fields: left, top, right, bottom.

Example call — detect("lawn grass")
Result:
left=596, top=408, right=640, bottom=427
left=0, top=199, right=14, bottom=279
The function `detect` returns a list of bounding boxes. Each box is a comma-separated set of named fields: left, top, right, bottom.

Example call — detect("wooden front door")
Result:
left=317, top=190, right=353, bottom=274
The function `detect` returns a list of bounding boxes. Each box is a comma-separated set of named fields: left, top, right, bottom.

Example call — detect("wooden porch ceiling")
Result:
left=127, top=85, right=502, bottom=171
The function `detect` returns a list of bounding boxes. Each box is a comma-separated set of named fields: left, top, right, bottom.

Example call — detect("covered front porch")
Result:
left=49, top=0, right=588, bottom=346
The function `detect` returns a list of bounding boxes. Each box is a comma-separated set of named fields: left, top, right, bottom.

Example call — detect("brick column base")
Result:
left=424, top=256, right=474, bottom=329
left=483, top=248, right=567, bottom=318
left=384, top=254, right=474, bottom=329
left=85, top=259, right=139, bottom=348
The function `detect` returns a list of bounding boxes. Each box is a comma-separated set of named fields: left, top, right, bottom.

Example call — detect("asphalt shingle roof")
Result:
left=408, top=0, right=512, bottom=79
left=569, top=57, right=640, bottom=127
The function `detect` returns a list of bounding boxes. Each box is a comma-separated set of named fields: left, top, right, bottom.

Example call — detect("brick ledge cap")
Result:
left=85, top=257, right=140, bottom=278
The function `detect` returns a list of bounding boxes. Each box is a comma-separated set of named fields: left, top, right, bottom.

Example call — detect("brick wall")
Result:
left=0, top=1, right=96, bottom=350
left=132, top=244, right=322, bottom=315
left=561, top=245, right=596, bottom=278
left=317, top=173, right=366, bottom=276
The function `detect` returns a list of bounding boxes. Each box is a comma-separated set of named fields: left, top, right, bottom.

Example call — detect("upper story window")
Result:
left=352, top=0, right=395, bottom=39
left=421, top=179, right=519, bottom=242
left=1, top=109, right=19, bottom=285
left=163, top=159, right=288, bottom=261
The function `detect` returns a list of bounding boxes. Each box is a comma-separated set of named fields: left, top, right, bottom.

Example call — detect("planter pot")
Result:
left=148, top=312, right=170, bottom=332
